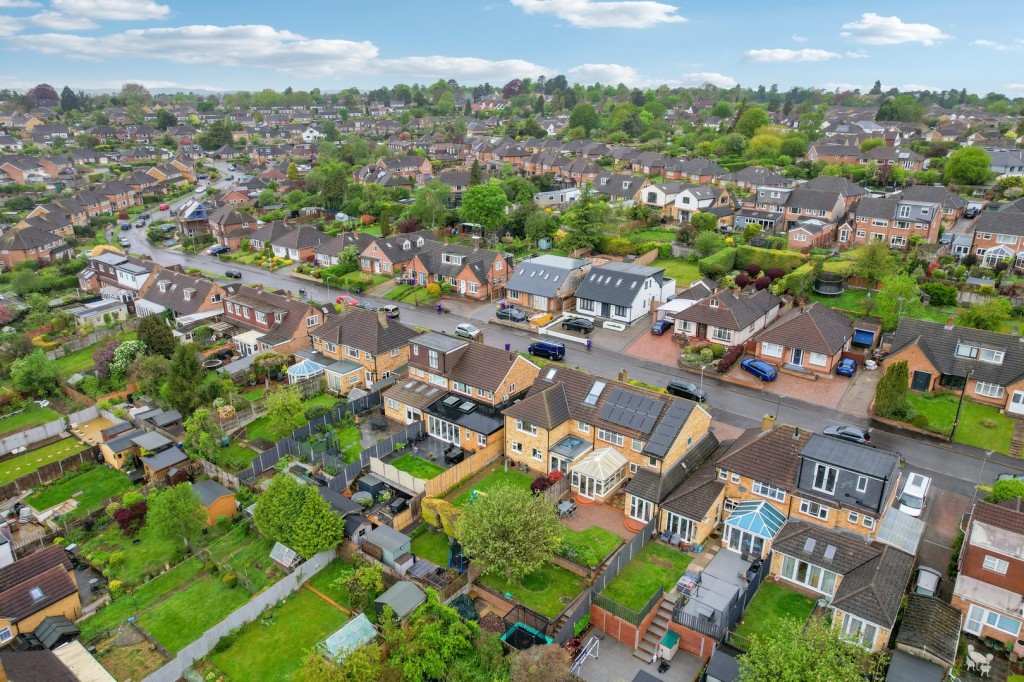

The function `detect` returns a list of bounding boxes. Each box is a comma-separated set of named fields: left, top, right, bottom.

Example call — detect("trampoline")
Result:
left=501, top=622, right=552, bottom=650
left=813, top=271, right=844, bottom=296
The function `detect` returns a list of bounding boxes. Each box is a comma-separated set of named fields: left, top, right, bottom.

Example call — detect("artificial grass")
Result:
left=905, top=393, right=1014, bottom=454
left=480, top=562, right=585, bottom=619
left=210, top=589, right=349, bottom=682
left=560, top=527, right=622, bottom=567
left=650, top=258, right=700, bottom=286
left=390, top=453, right=445, bottom=480
left=410, top=527, right=452, bottom=566
left=601, top=542, right=692, bottom=612
left=732, top=581, right=816, bottom=645
left=25, top=465, right=133, bottom=511
left=0, top=437, right=88, bottom=485
left=0, top=404, right=62, bottom=438
left=451, top=469, right=535, bottom=509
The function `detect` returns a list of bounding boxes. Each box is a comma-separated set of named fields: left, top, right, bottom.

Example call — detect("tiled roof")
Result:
left=896, top=595, right=961, bottom=666
left=972, top=500, right=1024, bottom=536
left=771, top=519, right=878, bottom=577
left=575, top=261, right=665, bottom=308
left=140, top=270, right=219, bottom=316
left=974, top=211, right=1024, bottom=237
left=831, top=544, right=914, bottom=628
left=659, top=440, right=728, bottom=519
left=502, top=383, right=571, bottom=430
left=717, top=424, right=808, bottom=489
left=313, top=308, right=419, bottom=355
left=890, top=317, right=1024, bottom=388
left=0, top=564, right=77, bottom=623
left=445, top=342, right=524, bottom=394
left=785, top=188, right=842, bottom=211
left=753, top=303, right=853, bottom=356
left=0, top=546, right=71, bottom=594
left=0, top=650, right=77, bottom=682
left=674, top=288, right=780, bottom=332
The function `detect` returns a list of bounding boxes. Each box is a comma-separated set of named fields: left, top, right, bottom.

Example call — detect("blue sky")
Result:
left=0, top=0, right=1020, bottom=96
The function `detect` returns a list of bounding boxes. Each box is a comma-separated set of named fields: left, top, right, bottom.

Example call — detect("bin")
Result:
left=504, top=343, right=511, bottom=352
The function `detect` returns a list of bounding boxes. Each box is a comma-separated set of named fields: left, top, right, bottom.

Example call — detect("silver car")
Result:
left=455, top=323, right=481, bottom=340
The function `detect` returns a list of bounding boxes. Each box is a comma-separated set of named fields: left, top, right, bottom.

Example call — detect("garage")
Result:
left=911, top=370, right=932, bottom=392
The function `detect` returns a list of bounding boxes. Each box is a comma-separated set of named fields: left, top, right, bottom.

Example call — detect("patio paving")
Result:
left=563, top=502, right=637, bottom=541
left=624, top=331, right=683, bottom=367
left=576, top=628, right=704, bottom=682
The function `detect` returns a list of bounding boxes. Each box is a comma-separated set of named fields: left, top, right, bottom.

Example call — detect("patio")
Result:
left=574, top=628, right=704, bottom=682
left=562, top=501, right=636, bottom=541
left=379, top=435, right=467, bottom=473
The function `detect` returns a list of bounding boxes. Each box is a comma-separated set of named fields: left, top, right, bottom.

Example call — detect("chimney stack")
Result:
left=617, top=369, right=629, bottom=383
left=761, top=414, right=776, bottom=432
left=944, top=315, right=954, bottom=330
left=378, top=311, right=389, bottom=328
left=734, top=286, right=741, bottom=299
left=793, top=425, right=801, bottom=439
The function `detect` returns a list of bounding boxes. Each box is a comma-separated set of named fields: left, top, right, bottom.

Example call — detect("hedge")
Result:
left=735, top=245, right=807, bottom=274
left=698, top=247, right=736, bottom=279
left=777, top=263, right=816, bottom=296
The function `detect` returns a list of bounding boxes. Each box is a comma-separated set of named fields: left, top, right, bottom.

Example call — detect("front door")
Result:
left=911, top=370, right=932, bottom=392
left=601, top=302, right=610, bottom=317
left=790, top=348, right=804, bottom=366
left=459, top=279, right=466, bottom=295
left=1011, top=391, right=1024, bottom=415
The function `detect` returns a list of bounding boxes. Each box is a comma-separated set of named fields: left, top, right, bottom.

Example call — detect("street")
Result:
left=124, top=178, right=1024, bottom=503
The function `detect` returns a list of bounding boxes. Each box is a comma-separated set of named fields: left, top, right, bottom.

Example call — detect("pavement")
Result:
left=577, top=629, right=704, bottom=682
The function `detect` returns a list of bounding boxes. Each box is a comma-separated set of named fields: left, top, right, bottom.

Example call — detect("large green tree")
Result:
left=874, top=273, right=924, bottom=331
left=875, top=95, right=925, bottom=123
left=336, top=560, right=385, bottom=614
left=11, top=350, right=60, bottom=396
left=165, top=343, right=204, bottom=413
left=264, top=386, right=306, bottom=442
left=734, top=106, right=771, bottom=137
left=137, top=315, right=177, bottom=358
left=409, top=179, right=451, bottom=229
left=458, top=182, right=509, bottom=232
left=289, top=486, right=345, bottom=558
left=253, top=474, right=304, bottom=544
left=147, top=483, right=209, bottom=551
left=738, top=617, right=888, bottom=682
left=853, top=239, right=895, bottom=294
left=567, top=103, right=600, bottom=135
left=956, top=297, right=1012, bottom=331
left=874, top=360, right=910, bottom=420
left=945, top=147, right=992, bottom=185
left=457, top=483, right=562, bottom=583
left=561, top=188, right=608, bottom=250
left=182, top=408, right=221, bottom=462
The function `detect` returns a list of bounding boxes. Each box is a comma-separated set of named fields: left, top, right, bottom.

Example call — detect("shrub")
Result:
left=717, top=345, right=744, bottom=373
left=439, top=281, right=452, bottom=295
left=698, top=247, right=736, bottom=279
left=744, top=263, right=762, bottom=277
left=754, top=276, right=771, bottom=290
left=910, top=414, right=929, bottom=429
left=547, top=470, right=565, bottom=483
left=698, top=348, right=715, bottom=364
left=426, top=283, right=441, bottom=298
left=305, top=404, right=331, bottom=421
left=764, top=267, right=785, bottom=281
left=530, top=475, right=552, bottom=493
left=113, top=501, right=147, bottom=537
left=122, top=491, right=144, bottom=507
left=711, top=344, right=727, bottom=359
left=777, top=263, right=816, bottom=296
left=734, top=273, right=751, bottom=287
left=108, top=580, right=125, bottom=600
left=735, top=244, right=807, bottom=273
left=921, top=281, right=958, bottom=306
left=222, top=572, right=238, bottom=588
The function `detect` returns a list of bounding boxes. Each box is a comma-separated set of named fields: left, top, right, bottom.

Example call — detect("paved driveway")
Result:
left=915, top=487, right=972, bottom=600
left=624, top=330, right=683, bottom=366
left=836, top=366, right=881, bottom=418
left=725, top=363, right=852, bottom=410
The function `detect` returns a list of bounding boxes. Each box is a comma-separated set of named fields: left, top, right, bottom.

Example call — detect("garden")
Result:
left=389, top=452, right=445, bottom=480
left=558, top=526, right=622, bottom=569
left=0, top=402, right=63, bottom=437
left=905, top=393, right=1014, bottom=454
left=25, top=464, right=134, bottom=513
left=650, top=257, right=701, bottom=287
left=450, top=468, right=534, bottom=508
left=479, top=562, right=585, bottom=619
left=732, top=580, right=816, bottom=645
left=246, top=393, right=338, bottom=444
left=600, top=542, right=692, bottom=612
left=0, top=437, right=89, bottom=485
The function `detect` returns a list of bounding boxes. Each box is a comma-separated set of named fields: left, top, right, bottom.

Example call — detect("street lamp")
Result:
left=950, top=368, right=975, bottom=442
left=699, top=364, right=707, bottom=395
left=324, top=275, right=335, bottom=303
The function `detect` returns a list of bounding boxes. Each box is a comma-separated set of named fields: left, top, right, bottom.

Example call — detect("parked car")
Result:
left=496, top=307, right=528, bottom=323
left=965, top=206, right=981, bottom=219
left=651, top=320, right=673, bottom=335
left=118, top=235, right=131, bottom=247
left=195, top=186, right=208, bottom=194
left=207, top=244, right=229, bottom=256
left=158, top=203, right=170, bottom=210
left=996, top=472, right=1024, bottom=482
left=898, top=473, right=931, bottom=518
left=224, top=269, right=242, bottom=279
left=562, top=317, right=594, bottom=334
left=835, top=358, right=857, bottom=377
left=912, top=566, right=942, bottom=597
left=120, top=222, right=131, bottom=229
left=740, top=358, right=777, bottom=381
left=455, top=323, right=481, bottom=340
left=666, top=380, right=707, bottom=403
left=938, top=233, right=954, bottom=245
left=379, top=304, right=399, bottom=317
left=528, top=340, right=566, bottom=361
left=335, top=294, right=358, bottom=307
left=356, top=302, right=378, bottom=311
left=822, top=425, right=871, bottom=445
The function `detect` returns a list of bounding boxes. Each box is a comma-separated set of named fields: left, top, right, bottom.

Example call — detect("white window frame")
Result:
left=856, top=476, right=868, bottom=493
left=386, top=398, right=399, bottom=410
left=799, top=499, right=829, bottom=520
left=711, top=327, right=733, bottom=342
left=848, top=511, right=859, bottom=524
left=629, top=495, right=653, bottom=522
left=976, top=382, right=1005, bottom=399
left=515, top=419, right=537, bottom=436
left=983, top=555, right=1009, bottom=574
left=631, top=438, right=643, bottom=452
left=752, top=480, right=786, bottom=502
left=841, top=612, right=879, bottom=649
left=812, top=463, right=838, bottom=494
left=306, top=314, right=319, bottom=326
left=0, top=627, right=11, bottom=644
left=531, top=447, right=543, bottom=461
left=597, top=428, right=624, bottom=447
left=761, top=342, right=783, bottom=358
left=718, top=468, right=728, bottom=480
left=510, top=441, right=523, bottom=454
left=808, top=352, right=828, bottom=367
left=578, top=421, right=590, bottom=433
left=862, top=516, right=874, bottom=529
left=477, top=433, right=486, bottom=446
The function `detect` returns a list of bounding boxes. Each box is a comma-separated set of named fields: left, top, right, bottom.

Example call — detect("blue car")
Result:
left=651, top=320, right=673, bottom=335
left=836, top=358, right=857, bottom=377
left=740, top=358, right=778, bottom=382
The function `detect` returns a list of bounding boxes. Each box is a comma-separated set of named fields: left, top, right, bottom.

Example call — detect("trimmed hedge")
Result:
left=777, top=263, right=816, bottom=296
left=698, top=247, right=736, bottom=279
left=735, top=245, right=807, bottom=274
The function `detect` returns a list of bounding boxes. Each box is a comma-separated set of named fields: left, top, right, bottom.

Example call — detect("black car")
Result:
left=822, top=425, right=871, bottom=445
left=356, top=302, right=378, bottom=311
left=666, top=380, right=707, bottom=402
left=496, top=307, right=528, bottom=323
left=561, top=317, right=594, bottom=334
left=224, top=269, right=242, bottom=279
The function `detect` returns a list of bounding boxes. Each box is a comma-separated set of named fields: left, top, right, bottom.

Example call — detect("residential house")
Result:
left=135, top=269, right=232, bottom=342
left=781, top=189, right=847, bottom=233
left=503, top=254, right=591, bottom=314
left=891, top=595, right=962, bottom=680
left=358, top=230, right=438, bottom=276
left=752, top=303, right=854, bottom=374
left=247, top=220, right=293, bottom=253
left=77, top=252, right=155, bottom=303
left=859, top=146, right=925, bottom=173
left=174, top=198, right=213, bottom=238
left=72, top=189, right=112, bottom=218
left=640, top=182, right=684, bottom=216
left=672, top=288, right=782, bottom=345
left=503, top=365, right=714, bottom=522
left=208, top=205, right=255, bottom=249
left=25, top=199, right=87, bottom=230
left=437, top=169, right=487, bottom=206
left=664, top=158, right=725, bottom=184
left=0, top=546, right=81, bottom=648
left=591, top=172, right=650, bottom=203
left=268, top=225, right=329, bottom=262
left=900, top=185, right=966, bottom=226
left=96, top=180, right=141, bottom=210
left=951, top=500, right=1024, bottom=646
left=0, top=226, right=71, bottom=269
left=806, top=143, right=862, bottom=165
left=985, top=149, right=1024, bottom=177
left=404, top=241, right=512, bottom=301
left=382, top=332, right=540, bottom=459
left=377, top=155, right=433, bottom=184
left=844, top=197, right=942, bottom=249
left=888, top=317, right=1024, bottom=414
left=969, top=212, right=1024, bottom=268
left=800, top=176, right=869, bottom=212
left=574, top=261, right=676, bottom=324
left=532, top=187, right=581, bottom=210
left=224, top=285, right=323, bottom=357
left=786, top=218, right=836, bottom=250
left=719, top=166, right=790, bottom=189
left=314, top=231, right=375, bottom=267
left=311, top=308, right=420, bottom=390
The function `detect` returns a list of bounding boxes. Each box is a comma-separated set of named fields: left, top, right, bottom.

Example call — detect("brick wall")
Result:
left=590, top=603, right=639, bottom=649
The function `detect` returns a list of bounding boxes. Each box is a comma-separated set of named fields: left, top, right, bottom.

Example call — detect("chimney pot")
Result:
left=761, top=414, right=776, bottom=432
left=944, top=315, right=954, bottom=330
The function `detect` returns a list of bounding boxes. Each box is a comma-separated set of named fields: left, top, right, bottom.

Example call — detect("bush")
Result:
left=122, top=491, right=144, bottom=507
left=698, top=348, right=715, bottom=364
left=744, top=263, right=762, bottom=278
left=910, top=414, right=929, bottom=429
left=754, top=276, right=771, bottom=290
left=734, top=273, right=751, bottom=287
left=530, top=475, right=552, bottom=493
left=305, top=404, right=331, bottom=421
left=777, top=263, right=816, bottom=296
left=711, top=344, right=727, bottom=359
left=921, top=281, right=958, bottom=306
left=547, top=470, right=565, bottom=483
left=426, top=283, right=441, bottom=298
left=698, top=247, right=736, bottom=279
left=222, top=572, right=238, bottom=588
left=113, top=501, right=147, bottom=537
left=105, top=502, right=121, bottom=518
left=108, top=580, right=125, bottom=601
left=717, top=345, right=744, bottom=373
left=764, top=267, right=785, bottom=281
left=735, top=244, right=807, bottom=273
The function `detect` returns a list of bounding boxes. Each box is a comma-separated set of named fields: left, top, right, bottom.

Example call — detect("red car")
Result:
left=335, top=294, right=358, bottom=306
left=158, top=203, right=170, bottom=210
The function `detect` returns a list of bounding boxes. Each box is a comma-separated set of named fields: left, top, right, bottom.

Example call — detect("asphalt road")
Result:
left=125, top=176, right=1024, bottom=502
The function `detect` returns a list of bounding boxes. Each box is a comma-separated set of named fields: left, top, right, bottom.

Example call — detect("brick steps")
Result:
left=632, top=595, right=674, bottom=662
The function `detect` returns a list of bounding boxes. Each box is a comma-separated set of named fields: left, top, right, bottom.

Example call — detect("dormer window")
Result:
left=710, top=300, right=719, bottom=308
left=417, top=237, right=424, bottom=247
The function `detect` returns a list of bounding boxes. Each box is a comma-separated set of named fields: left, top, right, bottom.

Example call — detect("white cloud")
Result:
left=745, top=48, right=841, bottom=63
left=1006, top=84, right=1024, bottom=95
left=567, top=63, right=734, bottom=88
left=824, top=82, right=866, bottom=92
left=973, top=38, right=1023, bottom=51
left=0, top=15, right=23, bottom=35
left=510, top=0, right=685, bottom=29
left=791, top=34, right=807, bottom=43
left=51, top=0, right=170, bottom=20
left=375, top=56, right=548, bottom=82
left=27, top=11, right=98, bottom=29
left=845, top=50, right=869, bottom=59
left=678, top=72, right=736, bottom=88
left=897, top=83, right=940, bottom=91
left=16, top=25, right=378, bottom=76
left=0, top=0, right=39, bottom=7
left=840, top=13, right=949, bottom=46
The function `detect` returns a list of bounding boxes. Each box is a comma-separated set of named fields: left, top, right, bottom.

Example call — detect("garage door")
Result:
left=911, top=370, right=932, bottom=392
left=852, top=329, right=874, bottom=347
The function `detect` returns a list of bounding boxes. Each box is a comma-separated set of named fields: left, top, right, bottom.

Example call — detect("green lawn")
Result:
left=82, top=520, right=187, bottom=585
left=390, top=453, right=445, bottom=480
left=304, top=559, right=354, bottom=609
left=211, top=589, right=349, bottom=682
left=905, top=393, right=1014, bottom=453
left=601, top=542, right=692, bottom=612
left=732, top=581, right=816, bottom=645
left=560, top=527, right=622, bottom=567
left=631, top=229, right=677, bottom=243
left=0, top=404, right=62, bottom=438
left=333, top=271, right=389, bottom=290
left=480, top=562, right=585, bottom=618
left=336, top=425, right=362, bottom=464
left=138, top=571, right=253, bottom=653
left=25, top=465, right=133, bottom=511
left=0, top=437, right=87, bottom=485
left=208, top=442, right=257, bottom=472
left=650, top=258, right=700, bottom=286
left=247, top=393, right=337, bottom=442
left=451, top=469, right=535, bottom=509
left=242, top=388, right=265, bottom=401
left=52, top=330, right=137, bottom=376
left=411, top=527, right=452, bottom=566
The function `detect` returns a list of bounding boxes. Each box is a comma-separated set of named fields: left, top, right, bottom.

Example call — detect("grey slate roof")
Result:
left=900, top=185, right=966, bottom=210
left=192, top=480, right=233, bottom=507
left=506, top=255, right=588, bottom=298
left=885, top=650, right=944, bottom=682
left=896, top=595, right=961, bottom=666
left=890, top=317, right=1024, bottom=387
left=831, top=543, right=914, bottom=628
left=142, top=446, right=187, bottom=472
left=800, top=433, right=898, bottom=479
left=574, top=261, right=665, bottom=307
left=753, top=303, right=853, bottom=356
left=312, top=308, right=419, bottom=355
left=801, top=175, right=869, bottom=197
left=785, top=188, right=842, bottom=212
left=974, top=210, right=1024, bottom=237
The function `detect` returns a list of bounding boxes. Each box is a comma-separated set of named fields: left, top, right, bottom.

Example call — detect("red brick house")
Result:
left=0, top=225, right=71, bottom=269
left=208, top=206, right=256, bottom=249
left=787, top=218, right=836, bottom=250
left=752, top=303, right=853, bottom=375
left=843, top=197, right=942, bottom=249
left=358, top=230, right=438, bottom=276
left=404, top=241, right=511, bottom=301
left=223, top=285, right=323, bottom=357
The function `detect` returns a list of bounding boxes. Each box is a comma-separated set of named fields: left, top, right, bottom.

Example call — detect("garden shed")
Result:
left=363, top=525, right=411, bottom=569
left=269, top=541, right=300, bottom=571
left=374, top=581, right=426, bottom=622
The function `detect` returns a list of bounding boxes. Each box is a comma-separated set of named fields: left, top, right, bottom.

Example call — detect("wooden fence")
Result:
left=423, top=449, right=497, bottom=498
left=0, top=446, right=100, bottom=503
left=45, top=318, right=141, bottom=360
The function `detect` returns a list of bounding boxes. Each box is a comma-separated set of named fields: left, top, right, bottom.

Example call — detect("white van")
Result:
left=898, top=473, right=931, bottom=517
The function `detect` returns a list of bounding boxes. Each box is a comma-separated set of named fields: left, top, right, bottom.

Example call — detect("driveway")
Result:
left=725, top=363, right=852, bottom=410
left=836, top=366, right=881, bottom=418
left=624, top=330, right=682, bottom=367
left=915, top=488, right=971, bottom=601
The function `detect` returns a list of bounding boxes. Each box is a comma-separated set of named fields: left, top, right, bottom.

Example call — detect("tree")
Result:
left=875, top=94, right=925, bottom=123
left=287, top=162, right=301, bottom=183
left=869, top=80, right=883, bottom=95
left=945, top=147, right=992, bottom=185
left=27, top=83, right=58, bottom=105
left=409, top=179, right=450, bottom=229
left=738, top=617, right=888, bottom=682
left=118, top=82, right=152, bottom=105
left=567, top=103, right=600, bottom=135
left=196, top=120, right=233, bottom=150
left=110, top=339, right=146, bottom=382
left=10, top=350, right=59, bottom=396
left=859, top=137, right=885, bottom=153
left=734, top=107, right=771, bottom=137
left=874, top=273, right=924, bottom=331
left=694, top=231, right=726, bottom=257
left=746, top=134, right=782, bottom=160
left=93, top=339, right=121, bottom=381
left=956, top=297, right=1012, bottom=331
left=710, top=100, right=733, bottom=118
left=524, top=210, right=553, bottom=243
left=534, top=94, right=545, bottom=116
left=468, top=159, right=483, bottom=186
left=458, top=182, right=509, bottom=232
left=114, top=501, right=148, bottom=537
left=166, top=343, right=204, bottom=413
left=182, top=408, right=220, bottom=462
left=502, top=78, right=525, bottom=98
left=298, top=644, right=384, bottom=682
left=155, top=109, right=178, bottom=131
left=148, top=484, right=208, bottom=550
left=59, top=86, right=80, bottom=112
left=380, top=592, right=484, bottom=682
left=510, top=645, right=573, bottom=682
left=690, top=211, right=719, bottom=232
left=874, top=360, right=910, bottom=420
left=989, top=479, right=1024, bottom=503
left=853, top=240, right=895, bottom=294
left=290, top=486, right=345, bottom=558
left=137, top=315, right=177, bottom=358
left=254, top=474, right=305, bottom=544
left=337, top=559, right=385, bottom=614
left=264, top=386, right=306, bottom=442
left=517, top=117, right=546, bottom=139
left=457, top=483, right=562, bottom=583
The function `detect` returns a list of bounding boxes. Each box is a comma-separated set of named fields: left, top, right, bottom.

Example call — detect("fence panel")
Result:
left=0, top=405, right=101, bottom=456
left=140, top=550, right=335, bottom=682
left=369, top=458, right=426, bottom=494
left=423, top=447, right=495, bottom=498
